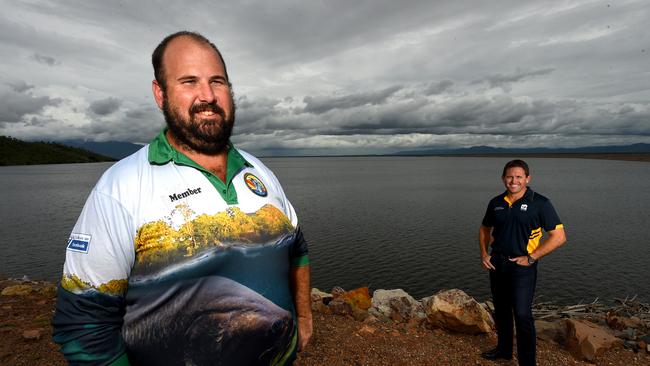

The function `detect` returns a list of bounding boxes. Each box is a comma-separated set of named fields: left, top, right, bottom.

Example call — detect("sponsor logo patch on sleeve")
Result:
left=67, top=233, right=91, bottom=253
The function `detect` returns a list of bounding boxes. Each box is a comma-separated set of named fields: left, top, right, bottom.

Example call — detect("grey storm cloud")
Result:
left=423, top=80, right=454, bottom=95
left=9, top=80, right=34, bottom=93
left=89, top=97, right=122, bottom=116
left=32, top=53, right=58, bottom=66
left=1, top=0, right=649, bottom=153
left=302, top=86, right=402, bottom=114
left=235, top=88, right=650, bottom=139
left=0, top=83, right=61, bottom=123
left=473, top=68, right=555, bottom=89
left=83, top=103, right=163, bottom=143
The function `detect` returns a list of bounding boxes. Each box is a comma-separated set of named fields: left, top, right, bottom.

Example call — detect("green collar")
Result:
left=148, top=129, right=252, bottom=184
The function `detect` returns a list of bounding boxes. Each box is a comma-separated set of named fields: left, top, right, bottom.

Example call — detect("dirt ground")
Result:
left=1, top=279, right=649, bottom=366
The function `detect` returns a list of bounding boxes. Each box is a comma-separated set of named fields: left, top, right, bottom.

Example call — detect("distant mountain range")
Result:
left=3, top=136, right=649, bottom=163
left=392, top=143, right=650, bottom=156
left=61, top=140, right=144, bottom=159
left=0, top=136, right=115, bottom=166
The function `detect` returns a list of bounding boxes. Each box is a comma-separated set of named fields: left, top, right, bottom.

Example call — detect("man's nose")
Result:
left=198, top=81, right=216, bottom=103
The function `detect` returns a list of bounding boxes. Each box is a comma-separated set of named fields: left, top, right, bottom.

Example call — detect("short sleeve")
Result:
left=62, top=189, right=135, bottom=291
left=540, top=200, right=562, bottom=232
left=52, top=189, right=136, bottom=365
left=481, top=201, right=494, bottom=227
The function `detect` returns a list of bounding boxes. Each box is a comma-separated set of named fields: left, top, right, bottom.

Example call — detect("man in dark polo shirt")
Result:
left=478, top=159, right=566, bottom=366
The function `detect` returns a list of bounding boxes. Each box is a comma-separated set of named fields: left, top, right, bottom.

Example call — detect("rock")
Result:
left=311, top=300, right=331, bottom=314
left=640, top=334, right=650, bottom=344
left=37, top=283, right=58, bottom=298
left=423, top=289, right=494, bottom=334
left=622, top=327, right=637, bottom=341
left=363, top=314, right=378, bottom=324
left=482, top=300, right=494, bottom=313
left=22, top=329, right=41, bottom=340
left=311, top=288, right=334, bottom=313
left=1, top=284, right=33, bottom=296
left=606, top=312, right=643, bottom=331
left=351, top=308, right=369, bottom=322
left=565, top=319, right=623, bottom=362
left=536, top=320, right=568, bottom=345
left=311, top=288, right=333, bottom=304
left=331, top=286, right=346, bottom=298
left=623, top=340, right=639, bottom=351
left=369, top=289, right=420, bottom=323
left=327, top=298, right=352, bottom=315
left=340, top=287, right=372, bottom=312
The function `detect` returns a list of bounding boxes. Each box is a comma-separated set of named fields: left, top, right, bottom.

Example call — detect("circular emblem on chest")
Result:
left=244, top=173, right=268, bottom=197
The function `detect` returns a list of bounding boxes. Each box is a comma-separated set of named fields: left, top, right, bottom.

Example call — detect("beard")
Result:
left=163, top=94, right=235, bottom=155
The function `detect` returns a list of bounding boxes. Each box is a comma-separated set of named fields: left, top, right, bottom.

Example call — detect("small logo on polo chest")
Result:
left=244, top=173, right=267, bottom=197
left=520, top=204, right=528, bottom=212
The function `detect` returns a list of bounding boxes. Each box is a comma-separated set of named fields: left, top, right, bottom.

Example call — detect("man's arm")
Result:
left=530, top=226, right=566, bottom=260
left=52, top=189, right=134, bottom=365
left=479, top=225, right=495, bottom=270
left=290, top=264, right=312, bottom=351
left=510, top=226, right=566, bottom=266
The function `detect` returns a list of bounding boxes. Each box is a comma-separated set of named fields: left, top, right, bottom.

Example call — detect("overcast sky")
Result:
left=1, top=0, right=648, bottom=155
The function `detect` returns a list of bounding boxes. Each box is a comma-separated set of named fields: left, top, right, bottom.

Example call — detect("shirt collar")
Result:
left=502, top=186, right=535, bottom=204
left=147, top=129, right=252, bottom=172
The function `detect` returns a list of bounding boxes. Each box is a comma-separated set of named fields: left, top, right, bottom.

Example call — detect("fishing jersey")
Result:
left=481, top=187, right=563, bottom=257
left=52, top=131, right=308, bottom=366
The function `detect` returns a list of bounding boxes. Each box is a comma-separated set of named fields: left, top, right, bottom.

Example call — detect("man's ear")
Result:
left=152, top=80, right=164, bottom=109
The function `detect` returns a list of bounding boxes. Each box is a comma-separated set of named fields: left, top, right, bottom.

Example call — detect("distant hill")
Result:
left=62, top=140, right=143, bottom=159
left=392, top=143, right=650, bottom=156
left=0, top=136, right=115, bottom=166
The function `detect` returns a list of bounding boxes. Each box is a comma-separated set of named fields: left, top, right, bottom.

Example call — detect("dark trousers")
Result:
left=489, top=254, right=538, bottom=366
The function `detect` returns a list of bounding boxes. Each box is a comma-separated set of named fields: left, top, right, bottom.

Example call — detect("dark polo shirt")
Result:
left=482, top=187, right=563, bottom=257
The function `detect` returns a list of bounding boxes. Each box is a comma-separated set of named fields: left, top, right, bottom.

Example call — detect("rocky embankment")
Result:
left=303, top=286, right=650, bottom=364
left=2, top=279, right=650, bottom=366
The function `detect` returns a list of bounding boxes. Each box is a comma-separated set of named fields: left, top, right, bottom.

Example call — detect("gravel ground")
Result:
left=2, top=280, right=649, bottom=366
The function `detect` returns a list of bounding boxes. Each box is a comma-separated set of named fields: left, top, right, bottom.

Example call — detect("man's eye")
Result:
left=182, top=80, right=196, bottom=84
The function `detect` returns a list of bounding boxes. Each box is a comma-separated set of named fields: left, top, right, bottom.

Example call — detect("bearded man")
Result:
left=52, top=31, right=312, bottom=366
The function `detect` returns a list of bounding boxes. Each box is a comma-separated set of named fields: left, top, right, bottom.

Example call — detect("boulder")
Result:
left=340, top=287, right=372, bottom=312
left=327, top=298, right=352, bottom=315
left=330, top=286, right=346, bottom=298
left=606, top=312, right=643, bottom=331
left=310, top=288, right=333, bottom=313
left=369, top=289, right=420, bottom=322
left=536, top=320, right=568, bottom=345
left=565, top=319, right=623, bottom=362
left=311, top=288, right=333, bottom=304
left=422, top=289, right=494, bottom=334
left=1, top=284, right=33, bottom=296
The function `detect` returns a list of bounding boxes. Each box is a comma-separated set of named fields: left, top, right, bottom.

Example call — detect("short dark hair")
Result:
left=151, top=31, right=230, bottom=90
left=502, top=159, right=530, bottom=177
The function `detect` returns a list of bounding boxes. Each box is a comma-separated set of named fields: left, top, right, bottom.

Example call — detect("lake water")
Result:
left=1, top=157, right=648, bottom=305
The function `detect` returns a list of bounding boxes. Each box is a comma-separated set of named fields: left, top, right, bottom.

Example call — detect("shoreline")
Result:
left=2, top=279, right=649, bottom=365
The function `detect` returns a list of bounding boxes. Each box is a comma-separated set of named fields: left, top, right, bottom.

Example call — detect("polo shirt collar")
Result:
left=502, top=187, right=535, bottom=205
left=147, top=129, right=252, bottom=173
